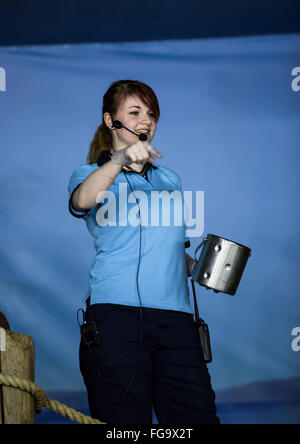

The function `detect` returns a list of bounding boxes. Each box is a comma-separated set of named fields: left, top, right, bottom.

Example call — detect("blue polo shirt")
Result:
left=67, top=152, right=193, bottom=314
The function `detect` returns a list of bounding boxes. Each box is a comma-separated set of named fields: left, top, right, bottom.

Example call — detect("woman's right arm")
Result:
left=72, top=160, right=122, bottom=211
left=72, top=141, right=162, bottom=212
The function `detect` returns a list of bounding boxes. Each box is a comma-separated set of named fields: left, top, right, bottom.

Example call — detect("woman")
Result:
left=68, top=80, right=219, bottom=424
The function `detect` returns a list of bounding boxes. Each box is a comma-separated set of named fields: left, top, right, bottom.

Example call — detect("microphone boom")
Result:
left=112, top=120, right=148, bottom=141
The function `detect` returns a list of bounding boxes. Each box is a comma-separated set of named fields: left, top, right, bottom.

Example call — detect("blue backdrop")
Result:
left=0, top=33, right=299, bottom=423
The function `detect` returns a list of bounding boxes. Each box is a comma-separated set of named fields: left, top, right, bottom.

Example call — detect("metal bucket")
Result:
left=192, top=234, right=251, bottom=295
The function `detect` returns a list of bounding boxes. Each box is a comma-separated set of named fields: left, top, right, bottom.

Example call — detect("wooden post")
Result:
left=0, top=312, right=35, bottom=424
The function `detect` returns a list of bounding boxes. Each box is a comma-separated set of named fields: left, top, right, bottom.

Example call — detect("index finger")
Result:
left=147, top=145, right=163, bottom=158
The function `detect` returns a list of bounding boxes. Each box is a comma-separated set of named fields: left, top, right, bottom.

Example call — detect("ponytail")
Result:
left=87, top=122, right=113, bottom=165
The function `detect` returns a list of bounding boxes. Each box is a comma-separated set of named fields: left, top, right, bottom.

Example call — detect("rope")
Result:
left=0, top=372, right=105, bottom=424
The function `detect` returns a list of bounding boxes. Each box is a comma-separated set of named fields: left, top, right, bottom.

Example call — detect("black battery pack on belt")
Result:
left=191, top=279, right=213, bottom=363
left=80, top=320, right=101, bottom=347
left=77, top=308, right=101, bottom=347
left=197, top=318, right=212, bottom=363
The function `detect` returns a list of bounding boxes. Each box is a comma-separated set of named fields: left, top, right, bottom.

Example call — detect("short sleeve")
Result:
left=67, top=163, right=98, bottom=218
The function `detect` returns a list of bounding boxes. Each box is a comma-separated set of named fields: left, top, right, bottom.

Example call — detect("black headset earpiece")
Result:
left=111, top=120, right=123, bottom=129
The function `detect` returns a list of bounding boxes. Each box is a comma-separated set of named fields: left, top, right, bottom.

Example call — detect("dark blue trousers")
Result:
left=79, top=303, right=220, bottom=424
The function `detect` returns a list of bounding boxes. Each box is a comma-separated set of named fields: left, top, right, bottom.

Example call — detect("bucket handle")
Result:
left=194, top=237, right=208, bottom=262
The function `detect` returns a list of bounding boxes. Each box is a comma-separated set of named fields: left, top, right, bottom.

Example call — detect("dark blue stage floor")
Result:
left=35, top=377, right=300, bottom=424
left=35, top=400, right=300, bottom=425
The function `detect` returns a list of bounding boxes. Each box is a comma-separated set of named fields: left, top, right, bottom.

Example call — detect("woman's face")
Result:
left=105, top=94, right=157, bottom=150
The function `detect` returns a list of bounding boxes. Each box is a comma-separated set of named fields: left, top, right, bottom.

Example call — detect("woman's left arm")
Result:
left=185, top=252, right=196, bottom=277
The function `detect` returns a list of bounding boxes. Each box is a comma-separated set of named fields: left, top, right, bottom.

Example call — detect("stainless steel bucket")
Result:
left=192, top=234, right=251, bottom=295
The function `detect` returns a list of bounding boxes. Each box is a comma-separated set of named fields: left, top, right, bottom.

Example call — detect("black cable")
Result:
left=76, top=166, right=149, bottom=423
left=121, top=172, right=144, bottom=399
left=108, top=144, right=146, bottom=399
left=77, top=309, right=149, bottom=423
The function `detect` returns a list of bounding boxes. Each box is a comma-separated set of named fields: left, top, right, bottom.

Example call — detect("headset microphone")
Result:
left=112, top=120, right=148, bottom=141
